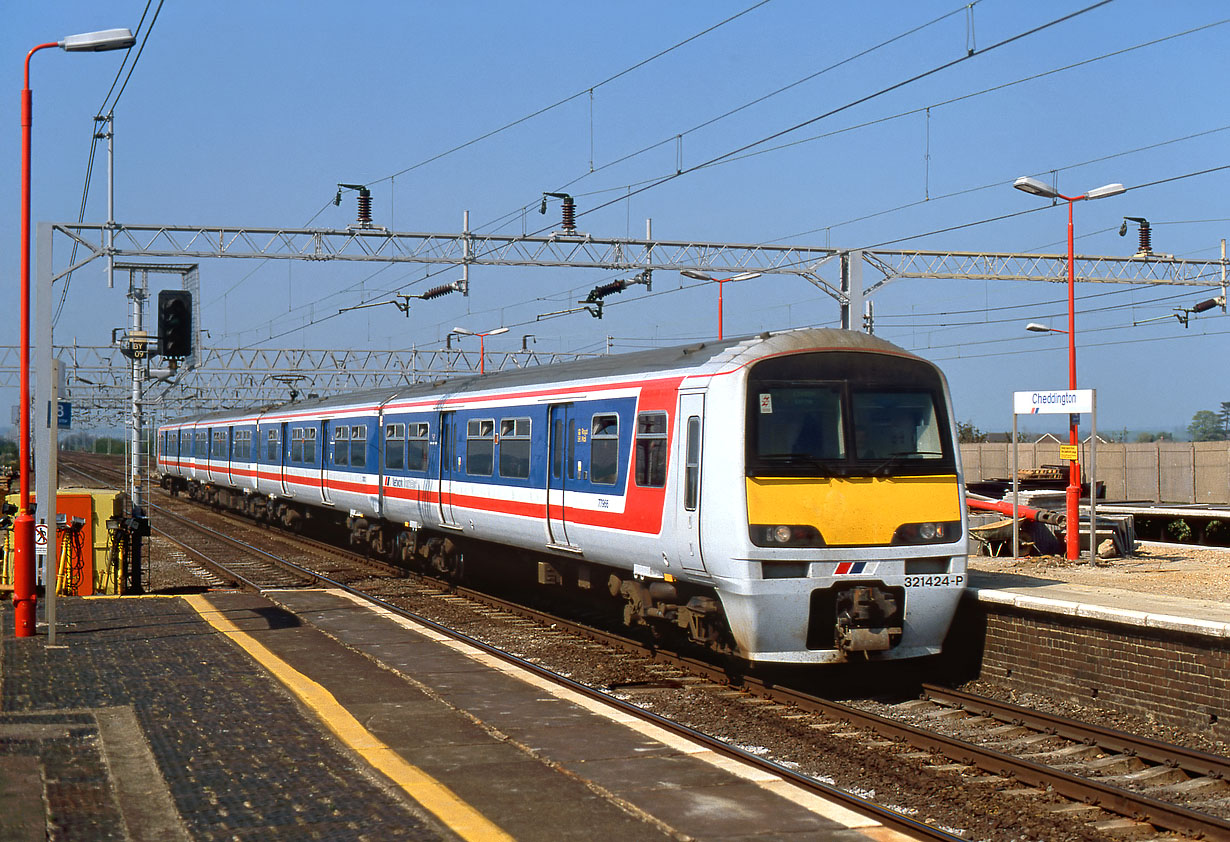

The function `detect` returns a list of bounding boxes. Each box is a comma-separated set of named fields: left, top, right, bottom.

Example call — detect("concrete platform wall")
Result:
left=946, top=601, right=1229, bottom=745
left=960, top=441, right=1230, bottom=504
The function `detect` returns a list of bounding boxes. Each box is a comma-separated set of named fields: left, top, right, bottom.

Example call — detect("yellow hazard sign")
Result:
left=1059, top=444, right=1079, bottom=461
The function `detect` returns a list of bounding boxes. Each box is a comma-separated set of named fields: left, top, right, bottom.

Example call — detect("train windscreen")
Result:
left=746, top=351, right=954, bottom=477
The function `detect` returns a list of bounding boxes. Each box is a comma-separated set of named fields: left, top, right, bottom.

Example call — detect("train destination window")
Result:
left=407, top=422, right=430, bottom=472
left=267, top=428, right=280, bottom=462
left=851, top=391, right=944, bottom=461
left=385, top=424, right=405, bottom=470
left=684, top=416, right=701, bottom=510
left=499, top=418, right=531, bottom=479
left=635, top=411, right=668, bottom=488
left=754, top=385, right=845, bottom=463
left=466, top=418, right=495, bottom=476
left=350, top=425, right=367, bottom=469
left=334, top=426, right=349, bottom=467
left=590, top=414, right=619, bottom=485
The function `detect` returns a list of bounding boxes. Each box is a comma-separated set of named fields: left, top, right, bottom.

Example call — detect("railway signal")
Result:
left=158, top=289, right=193, bottom=359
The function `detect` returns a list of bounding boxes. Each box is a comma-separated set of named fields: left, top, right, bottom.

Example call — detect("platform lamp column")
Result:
left=679, top=270, right=762, bottom=340
left=450, top=326, right=508, bottom=375
left=1013, top=176, right=1124, bottom=561
left=14, top=28, right=135, bottom=638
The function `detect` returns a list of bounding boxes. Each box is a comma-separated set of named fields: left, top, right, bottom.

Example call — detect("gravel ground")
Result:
left=968, top=542, right=1230, bottom=602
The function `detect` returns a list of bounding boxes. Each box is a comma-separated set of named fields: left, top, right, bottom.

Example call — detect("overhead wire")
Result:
left=52, top=0, right=164, bottom=327
left=238, top=1, right=1115, bottom=346
left=366, top=0, right=775, bottom=188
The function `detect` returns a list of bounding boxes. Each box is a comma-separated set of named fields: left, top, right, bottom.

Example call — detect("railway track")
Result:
left=56, top=453, right=1230, bottom=839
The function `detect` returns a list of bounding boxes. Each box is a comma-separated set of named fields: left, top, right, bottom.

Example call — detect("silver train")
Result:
left=157, top=328, right=968, bottom=664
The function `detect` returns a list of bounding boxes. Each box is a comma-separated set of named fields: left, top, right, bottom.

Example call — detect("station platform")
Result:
left=1, top=591, right=905, bottom=842
left=966, top=568, right=1230, bottom=639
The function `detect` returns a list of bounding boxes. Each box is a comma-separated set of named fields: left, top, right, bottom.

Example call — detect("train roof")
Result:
left=161, top=327, right=924, bottom=427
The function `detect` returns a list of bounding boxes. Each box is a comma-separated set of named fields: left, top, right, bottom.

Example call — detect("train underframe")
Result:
left=161, top=475, right=738, bottom=656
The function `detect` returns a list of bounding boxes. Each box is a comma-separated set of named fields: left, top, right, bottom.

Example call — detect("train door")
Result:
left=320, top=420, right=334, bottom=505
left=226, top=426, right=235, bottom=485
left=437, top=411, right=459, bottom=527
left=677, top=392, right=707, bottom=573
left=546, top=403, right=574, bottom=548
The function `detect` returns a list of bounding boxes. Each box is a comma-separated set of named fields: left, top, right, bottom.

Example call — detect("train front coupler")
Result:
left=834, top=584, right=903, bottom=654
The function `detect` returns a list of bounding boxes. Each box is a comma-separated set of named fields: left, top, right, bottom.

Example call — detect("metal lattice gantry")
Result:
left=53, top=221, right=1229, bottom=308
left=1, top=344, right=597, bottom=427
left=29, top=221, right=1228, bottom=430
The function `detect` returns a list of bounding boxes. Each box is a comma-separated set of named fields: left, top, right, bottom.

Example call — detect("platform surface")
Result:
left=2, top=592, right=906, bottom=841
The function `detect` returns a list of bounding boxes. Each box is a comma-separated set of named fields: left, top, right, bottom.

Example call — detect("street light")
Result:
left=679, top=270, right=763, bottom=340
left=1013, top=175, right=1124, bottom=561
left=451, top=326, right=509, bottom=374
left=1025, top=323, right=1065, bottom=334
left=14, top=28, right=135, bottom=639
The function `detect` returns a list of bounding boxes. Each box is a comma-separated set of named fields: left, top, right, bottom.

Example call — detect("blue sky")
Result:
left=4, top=1, right=1228, bottom=435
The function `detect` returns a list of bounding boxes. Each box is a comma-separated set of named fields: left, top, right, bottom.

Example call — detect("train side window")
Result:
left=334, top=426, right=349, bottom=467
left=350, top=425, right=367, bottom=469
left=305, top=427, right=317, bottom=464
left=684, top=416, right=701, bottom=510
left=591, top=414, right=619, bottom=485
left=407, top=422, right=430, bottom=472
left=385, top=424, right=405, bottom=471
left=234, top=430, right=250, bottom=461
left=568, top=420, right=577, bottom=479
left=552, top=420, right=564, bottom=479
left=466, top=418, right=494, bottom=476
left=267, top=429, right=280, bottom=462
left=499, top=418, right=531, bottom=479
left=212, top=430, right=228, bottom=461
left=291, top=428, right=304, bottom=463
left=196, top=430, right=208, bottom=459
left=635, top=411, right=668, bottom=488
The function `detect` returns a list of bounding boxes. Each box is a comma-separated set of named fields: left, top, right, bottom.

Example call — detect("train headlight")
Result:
left=750, top=524, right=824, bottom=547
left=892, top=520, right=961, bottom=545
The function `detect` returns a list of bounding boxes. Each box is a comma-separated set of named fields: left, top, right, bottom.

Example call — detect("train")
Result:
left=156, top=327, right=968, bottom=664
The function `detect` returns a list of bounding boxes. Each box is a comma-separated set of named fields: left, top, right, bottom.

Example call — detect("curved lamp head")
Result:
left=1084, top=183, right=1125, bottom=200
left=1013, top=176, right=1058, bottom=199
left=60, top=28, right=136, bottom=52
left=681, top=269, right=713, bottom=281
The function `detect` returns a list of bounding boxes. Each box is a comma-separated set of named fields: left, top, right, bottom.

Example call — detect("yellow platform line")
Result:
left=183, top=594, right=514, bottom=842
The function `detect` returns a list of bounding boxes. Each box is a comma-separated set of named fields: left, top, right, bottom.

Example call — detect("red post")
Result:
left=1064, top=197, right=1080, bottom=562
left=15, top=44, right=57, bottom=637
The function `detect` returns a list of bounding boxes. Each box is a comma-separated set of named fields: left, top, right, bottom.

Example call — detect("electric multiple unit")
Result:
left=157, top=328, right=968, bottom=664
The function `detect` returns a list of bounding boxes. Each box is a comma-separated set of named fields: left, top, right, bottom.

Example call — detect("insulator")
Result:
left=1192, top=298, right=1219, bottom=314
left=420, top=282, right=459, bottom=301
left=356, top=190, right=373, bottom=225
left=586, top=280, right=628, bottom=302
left=1137, top=220, right=1151, bottom=255
left=561, top=196, right=576, bottom=233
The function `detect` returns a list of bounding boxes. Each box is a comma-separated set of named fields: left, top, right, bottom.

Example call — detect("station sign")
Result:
left=1059, top=444, right=1079, bottom=461
left=57, top=401, right=72, bottom=430
left=1013, top=389, right=1093, bottom=415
